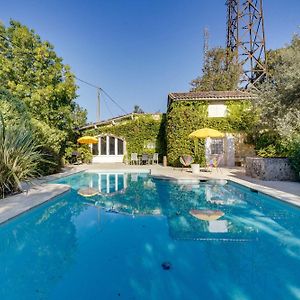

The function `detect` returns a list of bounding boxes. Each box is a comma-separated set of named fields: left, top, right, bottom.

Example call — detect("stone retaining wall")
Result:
left=245, top=157, right=297, bottom=181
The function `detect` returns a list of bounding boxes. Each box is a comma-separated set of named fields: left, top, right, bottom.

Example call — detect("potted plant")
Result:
left=191, top=162, right=200, bottom=174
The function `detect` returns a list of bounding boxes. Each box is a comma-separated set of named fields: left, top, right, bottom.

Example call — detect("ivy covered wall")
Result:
left=85, top=114, right=166, bottom=161
left=81, top=100, right=257, bottom=166
left=166, top=100, right=257, bottom=166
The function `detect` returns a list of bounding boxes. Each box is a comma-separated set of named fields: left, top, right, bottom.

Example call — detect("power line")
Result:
left=75, top=76, right=128, bottom=115
left=75, top=76, right=101, bottom=90
left=101, top=89, right=128, bottom=115
left=102, top=94, right=114, bottom=118
left=0, top=34, right=128, bottom=116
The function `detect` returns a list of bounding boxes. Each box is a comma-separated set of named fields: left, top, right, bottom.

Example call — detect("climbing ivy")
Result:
left=85, top=114, right=166, bottom=162
left=82, top=101, right=257, bottom=166
left=166, top=100, right=258, bottom=166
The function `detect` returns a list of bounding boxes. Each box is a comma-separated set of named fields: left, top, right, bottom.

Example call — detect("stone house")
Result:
left=166, top=91, right=256, bottom=167
left=80, top=91, right=256, bottom=166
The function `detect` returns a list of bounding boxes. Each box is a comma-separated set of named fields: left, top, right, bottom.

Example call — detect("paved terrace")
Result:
left=0, top=163, right=300, bottom=224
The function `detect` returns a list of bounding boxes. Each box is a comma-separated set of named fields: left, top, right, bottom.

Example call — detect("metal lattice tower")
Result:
left=203, top=27, right=210, bottom=65
left=226, top=0, right=267, bottom=88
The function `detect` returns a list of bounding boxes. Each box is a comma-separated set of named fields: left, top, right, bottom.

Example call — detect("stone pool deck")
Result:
left=0, top=163, right=300, bottom=224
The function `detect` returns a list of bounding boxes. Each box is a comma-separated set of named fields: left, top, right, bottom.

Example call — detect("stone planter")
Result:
left=191, top=163, right=200, bottom=174
left=245, top=157, right=296, bottom=181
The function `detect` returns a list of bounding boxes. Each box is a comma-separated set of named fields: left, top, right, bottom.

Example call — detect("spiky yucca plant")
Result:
left=0, top=114, right=44, bottom=197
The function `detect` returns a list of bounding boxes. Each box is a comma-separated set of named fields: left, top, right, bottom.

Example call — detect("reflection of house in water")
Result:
left=155, top=180, right=255, bottom=241
left=89, top=173, right=128, bottom=196
left=84, top=173, right=161, bottom=216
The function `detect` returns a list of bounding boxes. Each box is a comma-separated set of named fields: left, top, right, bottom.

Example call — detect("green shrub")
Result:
left=0, top=114, right=44, bottom=197
left=255, top=132, right=289, bottom=158
left=37, top=146, right=62, bottom=175
left=64, top=144, right=93, bottom=164
left=257, top=145, right=279, bottom=158
left=0, top=88, right=67, bottom=176
left=289, top=140, right=300, bottom=180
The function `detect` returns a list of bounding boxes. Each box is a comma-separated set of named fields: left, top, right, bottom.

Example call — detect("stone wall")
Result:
left=245, top=157, right=297, bottom=181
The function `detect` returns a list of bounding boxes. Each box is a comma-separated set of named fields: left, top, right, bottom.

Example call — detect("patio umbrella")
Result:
left=77, top=136, right=98, bottom=144
left=188, top=128, right=224, bottom=167
left=189, top=128, right=224, bottom=139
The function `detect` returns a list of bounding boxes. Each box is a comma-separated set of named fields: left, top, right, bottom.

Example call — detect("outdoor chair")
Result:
left=179, top=155, right=194, bottom=171
left=151, top=153, right=159, bottom=164
left=71, top=151, right=82, bottom=165
left=207, top=155, right=223, bottom=172
left=213, top=155, right=223, bottom=172
left=141, top=154, right=149, bottom=165
left=130, top=153, right=139, bottom=165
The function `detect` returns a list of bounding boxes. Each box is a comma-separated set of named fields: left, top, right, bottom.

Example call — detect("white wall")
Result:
left=205, top=134, right=235, bottom=167
left=92, top=155, right=124, bottom=163
left=208, top=103, right=227, bottom=118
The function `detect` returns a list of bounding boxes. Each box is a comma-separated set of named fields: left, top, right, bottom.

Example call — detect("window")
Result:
left=117, top=139, right=124, bottom=155
left=97, top=136, right=125, bottom=156
left=109, top=137, right=115, bottom=155
left=211, top=139, right=224, bottom=155
left=208, top=104, right=227, bottom=118
left=101, top=137, right=107, bottom=155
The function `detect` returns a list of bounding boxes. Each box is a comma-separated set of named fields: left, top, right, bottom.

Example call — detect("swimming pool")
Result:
left=0, top=171, right=300, bottom=299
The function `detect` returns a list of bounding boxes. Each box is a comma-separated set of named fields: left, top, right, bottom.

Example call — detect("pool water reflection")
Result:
left=0, top=172, right=300, bottom=299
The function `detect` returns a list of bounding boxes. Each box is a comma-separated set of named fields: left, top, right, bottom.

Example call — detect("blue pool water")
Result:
left=1, top=172, right=300, bottom=299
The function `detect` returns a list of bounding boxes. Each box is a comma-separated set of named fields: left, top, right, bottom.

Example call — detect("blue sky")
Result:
left=1, top=0, right=300, bottom=122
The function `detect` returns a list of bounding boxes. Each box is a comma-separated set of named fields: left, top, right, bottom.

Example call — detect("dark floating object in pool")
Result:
left=161, top=262, right=172, bottom=270
left=106, top=208, right=120, bottom=214
left=250, top=188, right=258, bottom=193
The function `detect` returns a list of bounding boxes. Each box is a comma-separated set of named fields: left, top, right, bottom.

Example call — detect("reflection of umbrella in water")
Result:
left=78, top=187, right=99, bottom=197
left=189, top=209, right=224, bottom=221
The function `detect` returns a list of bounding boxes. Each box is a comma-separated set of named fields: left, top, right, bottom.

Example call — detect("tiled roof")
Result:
left=168, top=91, right=255, bottom=104
left=79, top=112, right=160, bottom=131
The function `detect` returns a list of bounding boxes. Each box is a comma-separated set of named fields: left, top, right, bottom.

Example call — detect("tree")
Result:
left=0, top=20, right=87, bottom=172
left=190, top=47, right=242, bottom=91
left=133, top=105, right=144, bottom=114
left=253, top=34, right=300, bottom=177
left=255, top=35, right=300, bottom=141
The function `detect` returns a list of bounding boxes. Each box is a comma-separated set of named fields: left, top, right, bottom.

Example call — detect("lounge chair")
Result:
left=179, top=155, right=194, bottom=171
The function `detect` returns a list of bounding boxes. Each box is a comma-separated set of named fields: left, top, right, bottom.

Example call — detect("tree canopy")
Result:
left=190, top=47, right=242, bottom=92
left=255, top=35, right=300, bottom=142
left=253, top=34, right=300, bottom=176
left=0, top=20, right=87, bottom=172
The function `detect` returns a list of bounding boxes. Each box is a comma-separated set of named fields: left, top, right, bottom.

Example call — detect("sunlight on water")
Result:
left=0, top=172, right=299, bottom=299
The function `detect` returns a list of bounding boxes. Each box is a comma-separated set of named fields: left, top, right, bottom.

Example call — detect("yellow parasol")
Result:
left=189, top=128, right=224, bottom=139
left=77, top=136, right=98, bottom=144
